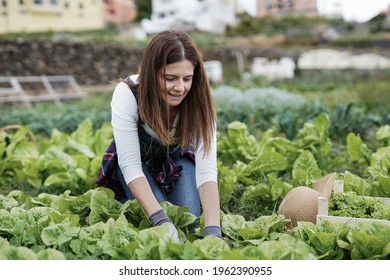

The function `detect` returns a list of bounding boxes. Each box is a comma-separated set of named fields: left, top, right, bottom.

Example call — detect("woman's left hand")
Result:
left=204, top=225, right=222, bottom=238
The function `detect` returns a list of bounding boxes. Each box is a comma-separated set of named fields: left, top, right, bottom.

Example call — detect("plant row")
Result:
left=1, top=188, right=389, bottom=260
left=1, top=114, right=390, bottom=259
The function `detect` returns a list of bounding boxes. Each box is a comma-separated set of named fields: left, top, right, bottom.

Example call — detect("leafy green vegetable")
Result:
left=376, top=125, right=390, bottom=147
left=346, top=132, right=371, bottom=165
left=329, top=191, right=390, bottom=220
left=294, top=113, right=332, bottom=160
left=367, top=147, right=390, bottom=197
left=221, top=213, right=286, bottom=246
left=292, top=150, right=322, bottom=187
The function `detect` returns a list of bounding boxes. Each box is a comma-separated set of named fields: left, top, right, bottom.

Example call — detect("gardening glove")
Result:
left=150, top=208, right=183, bottom=243
left=204, top=225, right=222, bottom=238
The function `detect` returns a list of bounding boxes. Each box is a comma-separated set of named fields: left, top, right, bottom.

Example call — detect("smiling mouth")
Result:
left=168, top=93, right=183, bottom=98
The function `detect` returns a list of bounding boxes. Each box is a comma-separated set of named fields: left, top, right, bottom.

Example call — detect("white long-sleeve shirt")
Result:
left=110, top=77, right=218, bottom=189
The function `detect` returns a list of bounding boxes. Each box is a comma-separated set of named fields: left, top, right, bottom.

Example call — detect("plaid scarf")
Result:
left=96, top=139, right=195, bottom=199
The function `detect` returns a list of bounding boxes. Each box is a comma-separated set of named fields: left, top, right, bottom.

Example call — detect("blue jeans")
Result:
left=115, top=157, right=200, bottom=217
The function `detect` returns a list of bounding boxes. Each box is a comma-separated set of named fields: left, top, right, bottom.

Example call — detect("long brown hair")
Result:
left=136, top=30, right=216, bottom=154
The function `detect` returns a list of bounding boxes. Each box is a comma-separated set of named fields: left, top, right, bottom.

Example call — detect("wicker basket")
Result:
left=0, top=124, right=36, bottom=144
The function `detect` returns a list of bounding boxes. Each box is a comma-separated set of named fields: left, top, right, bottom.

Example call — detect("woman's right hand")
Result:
left=150, top=208, right=183, bottom=243
left=162, top=221, right=183, bottom=243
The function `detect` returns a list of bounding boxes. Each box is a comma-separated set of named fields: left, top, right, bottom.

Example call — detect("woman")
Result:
left=97, top=30, right=221, bottom=242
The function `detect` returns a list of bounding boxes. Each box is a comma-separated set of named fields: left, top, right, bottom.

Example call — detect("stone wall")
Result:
left=0, top=39, right=301, bottom=86
left=0, top=40, right=144, bottom=85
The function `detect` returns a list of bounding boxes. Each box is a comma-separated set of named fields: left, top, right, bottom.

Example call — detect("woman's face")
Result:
left=161, top=59, right=194, bottom=108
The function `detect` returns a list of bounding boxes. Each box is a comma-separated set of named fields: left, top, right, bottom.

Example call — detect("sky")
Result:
left=239, top=0, right=390, bottom=22
left=317, top=0, right=390, bottom=22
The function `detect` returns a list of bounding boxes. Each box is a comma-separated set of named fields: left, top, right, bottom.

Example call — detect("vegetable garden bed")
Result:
left=1, top=114, right=390, bottom=260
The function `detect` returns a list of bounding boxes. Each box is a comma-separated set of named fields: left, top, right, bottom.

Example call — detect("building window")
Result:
left=19, top=0, right=24, bottom=5
left=2, top=0, right=7, bottom=8
left=31, top=0, right=62, bottom=14
left=266, top=0, right=272, bottom=10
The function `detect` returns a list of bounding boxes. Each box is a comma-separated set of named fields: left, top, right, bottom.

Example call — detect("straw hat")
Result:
left=277, top=173, right=336, bottom=227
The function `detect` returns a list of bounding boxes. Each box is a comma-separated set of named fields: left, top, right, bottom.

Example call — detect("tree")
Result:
left=135, top=0, right=152, bottom=22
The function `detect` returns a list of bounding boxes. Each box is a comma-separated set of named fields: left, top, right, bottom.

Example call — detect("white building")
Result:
left=298, top=49, right=390, bottom=70
left=141, top=0, right=243, bottom=35
left=251, top=57, right=296, bottom=80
